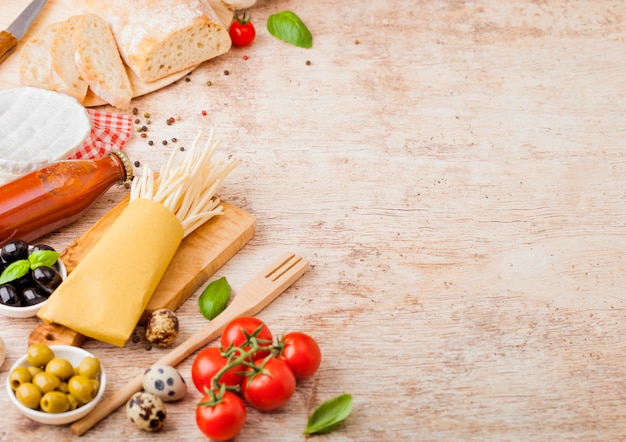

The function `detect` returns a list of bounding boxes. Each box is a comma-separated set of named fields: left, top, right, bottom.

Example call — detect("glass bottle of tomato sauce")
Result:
left=0, top=151, right=133, bottom=246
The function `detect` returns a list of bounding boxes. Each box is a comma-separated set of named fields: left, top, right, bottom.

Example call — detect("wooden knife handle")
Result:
left=0, top=30, right=18, bottom=63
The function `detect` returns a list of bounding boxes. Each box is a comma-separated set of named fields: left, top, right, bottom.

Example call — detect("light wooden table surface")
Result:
left=1, top=0, right=625, bottom=440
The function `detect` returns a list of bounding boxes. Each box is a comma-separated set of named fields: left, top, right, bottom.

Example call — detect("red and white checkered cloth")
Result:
left=68, top=109, right=133, bottom=159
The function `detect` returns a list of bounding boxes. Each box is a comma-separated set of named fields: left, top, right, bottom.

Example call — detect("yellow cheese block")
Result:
left=37, top=198, right=184, bottom=346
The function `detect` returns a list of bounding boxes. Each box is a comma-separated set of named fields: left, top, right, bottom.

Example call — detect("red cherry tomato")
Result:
left=220, top=316, right=273, bottom=360
left=242, top=357, right=296, bottom=411
left=229, top=12, right=256, bottom=47
left=196, top=391, right=247, bottom=441
left=279, top=332, right=322, bottom=380
left=191, top=347, right=243, bottom=394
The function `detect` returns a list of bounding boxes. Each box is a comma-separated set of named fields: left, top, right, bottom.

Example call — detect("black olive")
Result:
left=30, top=244, right=56, bottom=254
left=0, top=284, right=20, bottom=306
left=32, top=266, right=62, bottom=293
left=20, top=286, right=48, bottom=306
left=1, top=240, right=29, bottom=263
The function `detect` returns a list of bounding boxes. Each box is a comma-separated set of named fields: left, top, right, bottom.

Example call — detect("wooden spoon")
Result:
left=70, top=252, right=310, bottom=436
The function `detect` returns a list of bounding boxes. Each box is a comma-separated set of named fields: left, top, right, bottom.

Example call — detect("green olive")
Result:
left=15, top=383, right=42, bottom=409
left=27, top=344, right=54, bottom=368
left=66, top=394, right=79, bottom=411
left=68, top=375, right=96, bottom=404
left=46, top=358, right=75, bottom=381
left=78, top=356, right=101, bottom=379
left=55, top=381, right=69, bottom=394
left=27, top=365, right=43, bottom=378
left=9, top=367, right=32, bottom=391
left=40, top=391, right=71, bottom=413
left=32, top=371, right=61, bottom=394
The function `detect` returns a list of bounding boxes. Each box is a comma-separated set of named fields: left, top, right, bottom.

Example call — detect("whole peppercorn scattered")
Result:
left=162, top=140, right=168, bottom=145
left=134, top=118, right=140, bottom=124
left=132, top=107, right=138, bottom=115
left=148, top=140, right=154, bottom=146
left=146, top=119, right=151, bottom=125
left=306, top=60, right=311, bottom=65
left=224, top=70, right=229, bottom=76
left=171, top=138, right=177, bottom=143
left=206, top=81, right=212, bottom=87
left=140, top=125, right=148, bottom=132
left=141, top=133, right=147, bottom=138
left=134, top=161, right=140, bottom=167
left=179, top=146, right=185, bottom=151
left=166, top=117, right=175, bottom=125
left=144, top=112, right=150, bottom=118
left=243, top=55, right=249, bottom=61
left=201, top=110, right=207, bottom=116
left=185, top=77, right=191, bottom=82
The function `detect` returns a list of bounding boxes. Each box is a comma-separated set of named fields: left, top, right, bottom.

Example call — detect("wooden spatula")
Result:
left=70, top=251, right=310, bottom=436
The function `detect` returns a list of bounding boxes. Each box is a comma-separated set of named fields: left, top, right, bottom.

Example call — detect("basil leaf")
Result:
left=0, top=259, right=30, bottom=285
left=198, top=277, right=231, bottom=320
left=304, top=394, right=352, bottom=435
left=267, top=11, right=312, bottom=48
left=28, top=250, right=60, bottom=270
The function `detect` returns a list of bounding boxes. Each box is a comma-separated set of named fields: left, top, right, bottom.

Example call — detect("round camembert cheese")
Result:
left=0, top=87, right=91, bottom=185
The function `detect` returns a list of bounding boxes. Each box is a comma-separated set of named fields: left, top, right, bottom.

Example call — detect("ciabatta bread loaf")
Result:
left=72, top=14, right=132, bottom=109
left=49, top=16, right=89, bottom=103
left=18, top=22, right=61, bottom=89
left=77, top=0, right=231, bottom=83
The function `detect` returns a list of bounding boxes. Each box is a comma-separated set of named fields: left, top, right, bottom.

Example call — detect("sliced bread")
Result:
left=49, top=16, right=89, bottom=103
left=99, top=0, right=232, bottom=82
left=72, top=14, right=132, bottom=109
left=18, top=22, right=63, bottom=89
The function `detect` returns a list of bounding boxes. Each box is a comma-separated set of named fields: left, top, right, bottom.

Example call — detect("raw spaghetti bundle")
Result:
left=38, top=131, right=237, bottom=346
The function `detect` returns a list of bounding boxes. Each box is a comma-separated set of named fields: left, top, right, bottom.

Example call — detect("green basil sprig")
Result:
left=0, top=250, right=60, bottom=285
left=267, top=11, right=312, bottom=48
left=304, top=393, right=352, bottom=435
left=198, top=277, right=231, bottom=320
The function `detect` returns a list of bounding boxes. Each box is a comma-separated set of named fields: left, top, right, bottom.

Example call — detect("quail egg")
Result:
left=142, top=364, right=187, bottom=402
left=145, top=309, right=179, bottom=347
left=126, top=391, right=166, bottom=432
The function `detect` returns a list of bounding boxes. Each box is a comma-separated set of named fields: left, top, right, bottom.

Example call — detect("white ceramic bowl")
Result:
left=6, top=345, right=106, bottom=425
left=0, top=256, right=66, bottom=319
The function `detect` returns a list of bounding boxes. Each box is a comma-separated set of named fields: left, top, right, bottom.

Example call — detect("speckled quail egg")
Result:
left=126, top=391, right=166, bottom=432
left=145, top=308, right=179, bottom=347
left=142, top=364, right=187, bottom=402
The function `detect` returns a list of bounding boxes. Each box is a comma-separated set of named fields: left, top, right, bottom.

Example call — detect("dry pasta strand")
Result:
left=130, top=130, right=238, bottom=237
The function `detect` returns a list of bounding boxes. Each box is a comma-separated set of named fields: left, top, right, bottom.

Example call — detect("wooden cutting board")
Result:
left=0, top=0, right=234, bottom=106
left=28, top=196, right=256, bottom=347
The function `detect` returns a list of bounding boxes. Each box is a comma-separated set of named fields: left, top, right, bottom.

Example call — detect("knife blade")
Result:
left=0, top=0, right=48, bottom=64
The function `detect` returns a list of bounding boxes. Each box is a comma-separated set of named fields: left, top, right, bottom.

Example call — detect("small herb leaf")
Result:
left=198, top=277, right=231, bottom=320
left=267, top=10, right=312, bottom=48
left=28, top=250, right=60, bottom=270
left=304, top=394, right=352, bottom=435
left=0, top=259, right=30, bottom=285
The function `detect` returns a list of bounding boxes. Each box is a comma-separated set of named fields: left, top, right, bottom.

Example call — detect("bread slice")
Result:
left=96, top=0, right=231, bottom=82
left=49, top=16, right=89, bottom=103
left=18, top=22, right=63, bottom=89
left=72, top=14, right=132, bottom=109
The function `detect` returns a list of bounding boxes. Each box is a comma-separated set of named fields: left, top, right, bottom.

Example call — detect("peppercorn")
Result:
left=132, top=107, right=138, bottom=115
left=201, top=110, right=207, bottom=116
left=141, top=125, right=148, bottom=132
left=206, top=81, right=212, bottom=86
left=134, top=118, right=140, bottom=124
left=185, top=77, right=191, bottom=82
left=171, top=138, right=177, bottom=143
left=148, top=140, right=154, bottom=146
left=179, top=146, right=185, bottom=151
left=224, top=70, right=229, bottom=75
left=162, top=140, right=168, bottom=145
left=134, top=161, right=140, bottom=167
left=144, top=112, right=150, bottom=118
left=306, top=60, right=311, bottom=65
left=141, top=133, right=147, bottom=138
left=243, top=55, right=248, bottom=61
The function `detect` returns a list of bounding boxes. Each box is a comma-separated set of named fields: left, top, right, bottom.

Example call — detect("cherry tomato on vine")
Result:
left=196, top=391, right=247, bottom=441
left=229, top=12, right=255, bottom=47
left=191, top=347, right=243, bottom=393
left=279, top=331, right=322, bottom=380
left=242, top=357, right=296, bottom=411
left=220, top=316, right=273, bottom=360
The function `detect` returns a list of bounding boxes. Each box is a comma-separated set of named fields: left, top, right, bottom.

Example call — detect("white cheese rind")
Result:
left=0, top=87, right=92, bottom=184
